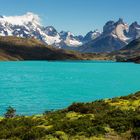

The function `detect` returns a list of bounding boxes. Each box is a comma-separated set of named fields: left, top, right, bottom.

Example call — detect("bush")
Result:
left=132, top=128, right=140, bottom=139
left=4, top=106, right=16, bottom=118
left=68, top=103, right=89, bottom=114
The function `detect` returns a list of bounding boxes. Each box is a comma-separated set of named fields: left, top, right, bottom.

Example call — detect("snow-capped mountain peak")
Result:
left=1, top=12, right=40, bottom=26
left=43, top=26, right=58, bottom=37
left=60, top=31, right=74, bottom=39
left=83, top=30, right=101, bottom=43
left=59, top=31, right=83, bottom=47
left=0, top=12, right=84, bottom=48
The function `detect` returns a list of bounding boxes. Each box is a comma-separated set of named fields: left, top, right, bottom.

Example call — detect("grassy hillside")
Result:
left=0, top=36, right=112, bottom=61
left=0, top=36, right=82, bottom=61
left=0, top=91, right=140, bottom=139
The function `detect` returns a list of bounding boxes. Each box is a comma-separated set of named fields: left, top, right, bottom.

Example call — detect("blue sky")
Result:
left=0, top=0, right=140, bottom=35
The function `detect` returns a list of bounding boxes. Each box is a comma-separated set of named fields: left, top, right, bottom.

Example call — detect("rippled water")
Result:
left=0, top=61, right=140, bottom=115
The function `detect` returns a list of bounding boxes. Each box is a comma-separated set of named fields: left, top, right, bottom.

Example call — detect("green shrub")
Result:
left=68, top=103, right=89, bottom=114
left=4, top=106, right=16, bottom=118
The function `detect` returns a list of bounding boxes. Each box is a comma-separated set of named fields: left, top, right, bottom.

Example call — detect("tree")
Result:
left=4, top=106, right=16, bottom=118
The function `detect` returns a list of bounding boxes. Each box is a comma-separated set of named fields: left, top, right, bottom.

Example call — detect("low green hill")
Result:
left=0, top=91, right=140, bottom=139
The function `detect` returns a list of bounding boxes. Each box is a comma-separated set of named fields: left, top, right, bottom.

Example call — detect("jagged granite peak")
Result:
left=130, top=21, right=140, bottom=27
left=79, top=19, right=132, bottom=53
left=103, top=20, right=115, bottom=34
left=103, top=18, right=129, bottom=41
left=43, top=26, right=58, bottom=37
left=60, top=31, right=83, bottom=41
left=128, top=22, right=140, bottom=39
left=59, top=31, right=83, bottom=47
left=116, top=18, right=125, bottom=25
left=75, top=35, right=84, bottom=41
left=60, top=31, right=73, bottom=39
left=83, top=30, right=101, bottom=42
left=103, top=18, right=127, bottom=34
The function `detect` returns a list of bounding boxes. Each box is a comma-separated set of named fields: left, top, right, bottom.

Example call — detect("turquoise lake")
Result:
left=0, top=61, right=140, bottom=115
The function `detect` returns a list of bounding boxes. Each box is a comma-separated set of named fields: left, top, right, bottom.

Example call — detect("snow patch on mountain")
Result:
left=1, top=12, right=40, bottom=26
left=83, top=30, right=101, bottom=43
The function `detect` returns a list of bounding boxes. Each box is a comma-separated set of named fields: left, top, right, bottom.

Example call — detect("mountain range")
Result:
left=0, top=12, right=140, bottom=53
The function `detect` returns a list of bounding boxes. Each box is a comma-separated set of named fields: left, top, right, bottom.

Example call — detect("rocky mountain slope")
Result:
left=80, top=19, right=140, bottom=53
left=113, top=37, right=140, bottom=63
left=0, top=13, right=140, bottom=53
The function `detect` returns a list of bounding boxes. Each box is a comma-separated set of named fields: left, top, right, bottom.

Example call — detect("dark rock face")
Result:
left=122, top=38, right=140, bottom=51
left=83, top=30, right=101, bottom=43
left=59, top=31, right=83, bottom=42
left=128, top=22, right=140, bottom=40
left=43, top=26, right=58, bottom=37
left=79, top=19, right=131, bottom=53
left=113, top=38, right=140, bottom=63
left=79, top=35, right=127, bottom=53
left=103, top=21, right=116, bottom=34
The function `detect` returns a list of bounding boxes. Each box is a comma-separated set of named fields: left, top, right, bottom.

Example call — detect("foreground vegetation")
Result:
left=1, top=92, right=140, bottom=139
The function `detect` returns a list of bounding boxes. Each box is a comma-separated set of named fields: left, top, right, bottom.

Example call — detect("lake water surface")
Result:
left=0, top=61, right=140, bottom=115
